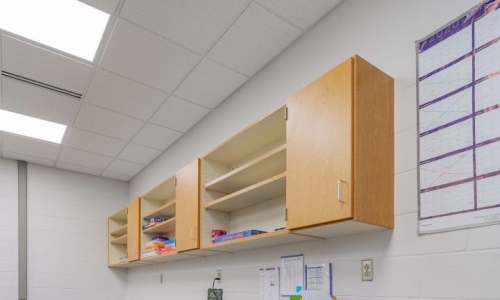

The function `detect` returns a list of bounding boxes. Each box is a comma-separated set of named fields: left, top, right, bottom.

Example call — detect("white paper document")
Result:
left=280, top=254, right=304, bottom=297
left=259, top=267, right=279, bottom=300
left=305, top=263, right=332, bottom=295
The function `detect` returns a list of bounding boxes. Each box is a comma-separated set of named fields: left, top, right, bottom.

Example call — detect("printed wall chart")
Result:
left=417, top=0, right=500, bottom=234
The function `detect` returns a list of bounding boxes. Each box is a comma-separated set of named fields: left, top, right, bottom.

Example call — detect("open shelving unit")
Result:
left=108, top=207, right=128, bottom=265
left=200, top=105, right=315, bottom=251
left=106, top=56, right=394, bottom=268
left=142, top=200, right=176, bottom=220
left=205, top=172, right=286, bottom=213
left=110, top=234, right=128, bottom=245
left=205, top=144, right=286, bottom=193
left=140, top=176, right=177, bottom=260
left=110, top=224, right=127, bottom=237
left=143, top=217, right=176, bottom=234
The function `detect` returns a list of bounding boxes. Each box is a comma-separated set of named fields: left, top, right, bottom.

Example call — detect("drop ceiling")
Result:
left=0, top=0, right=343, bottom=181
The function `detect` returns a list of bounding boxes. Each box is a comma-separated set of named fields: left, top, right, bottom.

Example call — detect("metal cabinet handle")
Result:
left=338, top=180, right=345, bottom=203
left=191, top=226, right=196, bottom=240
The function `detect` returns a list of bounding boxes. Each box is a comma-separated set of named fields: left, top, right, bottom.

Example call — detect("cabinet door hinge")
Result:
left=126, top=208, right=128, bottom=214
left=284, top=106, right=288, bottom=121
left=284, top=208, right=288, bottom=221
left=174, top=177, right=177, bottom=186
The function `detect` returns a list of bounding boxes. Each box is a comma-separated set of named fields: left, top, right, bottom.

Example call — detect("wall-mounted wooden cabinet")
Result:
left=198, top=55, right=394, bottom=251
left=108, top=55, right=394, bottom=267
left=286, top=56, right=394, bottom=236
left=199, top=106, right=318, bottom=253
left=138, top=159, right=202, bottom=263
left=108, top=198, right=140, bottom=267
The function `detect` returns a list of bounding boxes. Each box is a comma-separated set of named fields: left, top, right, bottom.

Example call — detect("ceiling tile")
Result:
left=100, top=19, right=200, bottom=93
left=106, top=159, right=144, bottom=176
left=207, top=3, right=301, bottom=76
left=101, top=171, right=132, bottom=182
left=59, top=147, right=113, bottom=170
left=78, top=0, right=120, bottom=14
left=118, top=143, right=161, bottom=165
left=3, top=151, right=55, bottom=167
left=84, top=69, right=167, bottom=120
left=120, top=0, right=249, bottom=54
left=66, top=128, right=127, bottom=157
left=150, top=96, right=210, bottom=132
left=132, top=123, right=182, bottom=151
left=74, top=104, right=144, bottom=141
left=173, top=59, right=248, bottom=108
left=56, top=162, right=102, bottom=176
left=2, top=77, right=79, bottom=125
left=254, top=0, right=343, bottom=30
left=2, top=134, right=60, bottom=161
left=1, top=35, right=93, bottom=94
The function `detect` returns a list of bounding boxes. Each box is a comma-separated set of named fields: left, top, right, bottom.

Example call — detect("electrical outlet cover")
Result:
left=362, top=259, right=373, bottom=281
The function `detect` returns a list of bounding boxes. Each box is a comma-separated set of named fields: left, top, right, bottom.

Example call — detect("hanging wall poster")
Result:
left=417, top=0, right=500, bottom=234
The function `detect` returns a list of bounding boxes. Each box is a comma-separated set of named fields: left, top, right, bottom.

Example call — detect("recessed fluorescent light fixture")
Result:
left=0, top=0, right=109, bottom=61
left=0, top=109, right=67, bottom=144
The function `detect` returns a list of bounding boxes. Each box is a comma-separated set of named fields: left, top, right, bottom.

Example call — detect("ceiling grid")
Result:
left=0, top=0, right=344, bottom=181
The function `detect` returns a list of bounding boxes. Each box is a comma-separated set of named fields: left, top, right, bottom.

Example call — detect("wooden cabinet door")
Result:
left=286, top=58, right=354, bottom=229
left=127, top=198, right=141, bottom=262
left=175, top=159, right=200, bottom=252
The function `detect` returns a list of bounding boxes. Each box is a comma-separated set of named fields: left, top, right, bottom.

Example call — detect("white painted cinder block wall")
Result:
left=127, top=1, right=500, bottom=300
left=25, top=164, right=130, bottom=300
left=26, top=164, right=130, bottom=300
left=0, top=157, right=18, bottom=300
left=0, top=158, right=130, bottom=300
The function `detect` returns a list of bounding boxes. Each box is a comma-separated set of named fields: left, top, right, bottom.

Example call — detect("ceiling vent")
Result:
left=1, top=71, right=82, bottom=99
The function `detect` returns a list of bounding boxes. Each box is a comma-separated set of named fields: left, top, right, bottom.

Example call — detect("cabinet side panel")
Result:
left=353, top=55, right=394, bottom=228
left=286, top=58, right=354, bottom=229
left=127, top=198, right=141, bottom=261
left=176, top=159, right=201, bottom=252
left=108, top=219, right=110, bottom=265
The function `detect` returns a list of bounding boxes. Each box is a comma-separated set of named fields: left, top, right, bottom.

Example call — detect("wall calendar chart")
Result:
left=417, top=0, right=500, bottom=234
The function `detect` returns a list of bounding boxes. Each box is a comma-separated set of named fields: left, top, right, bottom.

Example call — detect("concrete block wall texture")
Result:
left=26, top=164, right=129, bottom=300
left=0, top=157, right=18, bottom=300
left=127, top=1, right=500, bottom=300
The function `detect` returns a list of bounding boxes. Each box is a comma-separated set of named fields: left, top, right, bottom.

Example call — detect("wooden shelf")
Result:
left=141, top=250, right=178, bottom=261
left=142, top=200, right=176, bottom=220
left=204, top=106, right=286, bottom=165
left=142, top=176, right=176, bottom=201
left=110, top=224, right=127, bottom=236
left=108, top=261, right=129, bottom=267
left=143, top=218, right=176, bottom=234
left=110, top=207, right=127, bottom=221
left=141, top=250, right=210, bottom=263
left=201, top=230, right=319, bottom=253
left=110, top=234, right=128, bottom=245
left=205, top=172, right=286, bottom=212
left=205, top=145, right=286, bottom=193
left=108, top=260, right=157, bottom=268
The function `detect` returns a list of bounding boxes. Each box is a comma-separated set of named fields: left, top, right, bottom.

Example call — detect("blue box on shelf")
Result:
left=213, top=230, right=267, bottom=243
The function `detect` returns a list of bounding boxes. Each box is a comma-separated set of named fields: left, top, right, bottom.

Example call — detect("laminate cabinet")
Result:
left=139, top=159, right=201, bottom=263
left=200, top=106, right=320, bottom=252
left=108, top=198, right=141, bottom=267
left=200, top=55, right=394, bottom=251
left=287, top=55, right=394, bottom=235
left=107, top=55, right=394, bottom=266
left=175, top=159, right=201, bottom=252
